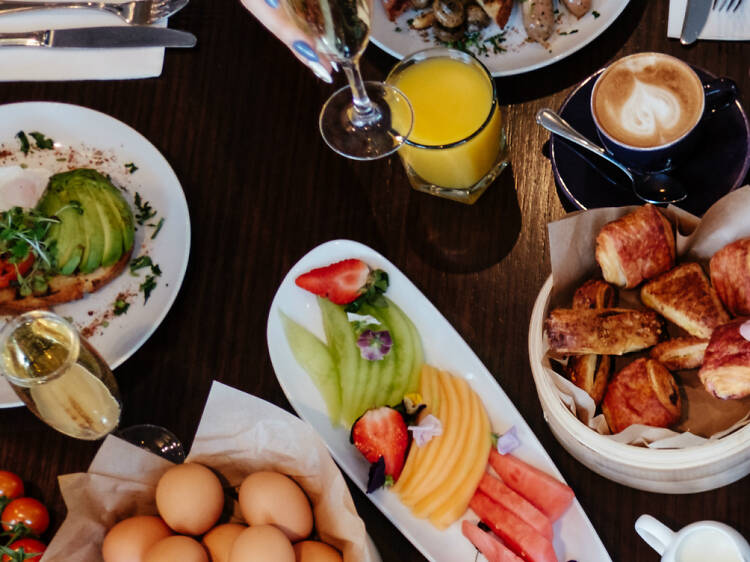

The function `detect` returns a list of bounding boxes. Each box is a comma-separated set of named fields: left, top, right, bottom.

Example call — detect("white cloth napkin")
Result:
left=668, top=0, right=750, bottom=41
left=0, top=10, right=168, bottom=81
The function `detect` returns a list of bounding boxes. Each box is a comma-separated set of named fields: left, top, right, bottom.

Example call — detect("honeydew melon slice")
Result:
left=402, top=306, right=424, bottom=394
left=375, top=300, right=415, bottom=407
left=281, top=311, right=341, bottom=423
left=356, top=304, right=398, bottom=415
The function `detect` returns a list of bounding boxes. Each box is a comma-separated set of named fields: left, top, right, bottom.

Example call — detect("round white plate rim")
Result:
left=0, top=101, right=191, bottom=409
left=371, top=0, right=631, bottom=77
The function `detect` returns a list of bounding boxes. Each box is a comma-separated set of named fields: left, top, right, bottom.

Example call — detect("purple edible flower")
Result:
left=496, top=425, right=520, bottom=455
left=356, top=329, right=392, bottom=361
left=408, top=414, right=442, bottom=446
left=740, top=320, right=750, bottom=342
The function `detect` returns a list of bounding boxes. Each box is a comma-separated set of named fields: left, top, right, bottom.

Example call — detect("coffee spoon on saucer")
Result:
left=536, top=108, right=688, bottom=205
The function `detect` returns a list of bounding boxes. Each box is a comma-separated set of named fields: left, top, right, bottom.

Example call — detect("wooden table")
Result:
left=0, top=0, right=748, bottom=560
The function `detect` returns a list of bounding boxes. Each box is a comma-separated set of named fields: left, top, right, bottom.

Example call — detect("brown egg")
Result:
left=155, top=463, right=224, bottom=535
left=202, top=523, right=246, bottom=562
left=238, top=472, right=313, bottom=542
left=102, top=515, right=173, bottom=562
left=144, top=535, right=208, bottom=562
left=293, top=540, right=343, bottom=562
left=228, top=525, right=295, bottom=562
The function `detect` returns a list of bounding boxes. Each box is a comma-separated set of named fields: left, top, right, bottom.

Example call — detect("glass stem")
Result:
left=342, top=60, right=382, bottom=127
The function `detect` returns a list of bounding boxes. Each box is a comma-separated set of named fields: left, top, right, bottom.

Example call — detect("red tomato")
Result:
left=0, top=253, right=33, bottom=290
left=0, top=471, right=24, bottom=501
left=1, top=538, right=46, bottom=562
left=1, top=498, right=49, bottom=535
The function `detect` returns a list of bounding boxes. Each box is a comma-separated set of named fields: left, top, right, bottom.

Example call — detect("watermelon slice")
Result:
left=461, top=520, right=523, bottom=562
left=470, top=491, right=557, bottom=562
left=489, top=450, right=575, bottom=522
left=477, top=472, right=553, bottom=540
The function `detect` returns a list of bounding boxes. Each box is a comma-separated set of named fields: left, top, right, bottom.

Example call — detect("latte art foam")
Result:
left=593, top=54, right=704, bottom=148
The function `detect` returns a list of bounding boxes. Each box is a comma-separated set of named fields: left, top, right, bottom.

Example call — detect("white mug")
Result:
left=635, top=514, right=750, bottom=562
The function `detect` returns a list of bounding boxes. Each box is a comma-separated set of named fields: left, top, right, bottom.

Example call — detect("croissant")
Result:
left=641, top=263, right=729, bottom=339
left=595, top=204, right=675, bottom=289
left=698, top=318, right=750, bottom=400
left=709, top=237, right=750, bottom=317
left=649, top=337, right=709, bottom=371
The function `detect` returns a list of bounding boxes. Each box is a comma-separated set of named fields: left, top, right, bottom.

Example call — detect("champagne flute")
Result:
left=283, top=0, right=413, bottom=160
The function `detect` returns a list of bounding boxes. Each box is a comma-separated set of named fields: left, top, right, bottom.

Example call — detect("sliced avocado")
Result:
left=88, top=186, right=123, bottom=268
left=75, top=185, right=105, bottom=274
left=56, top=204, right=84, bottom=275
left=102, top=182, right=135, bottom=253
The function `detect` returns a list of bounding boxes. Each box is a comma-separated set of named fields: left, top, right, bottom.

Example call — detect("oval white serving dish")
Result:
left=528, top=275, right=750, bottom=494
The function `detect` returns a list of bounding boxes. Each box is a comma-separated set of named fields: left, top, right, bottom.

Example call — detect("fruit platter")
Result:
left=267, top=239, right=611, bottom=561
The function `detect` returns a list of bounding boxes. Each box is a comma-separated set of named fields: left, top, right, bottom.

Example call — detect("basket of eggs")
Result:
left=528, top=188, right=750, bottom=493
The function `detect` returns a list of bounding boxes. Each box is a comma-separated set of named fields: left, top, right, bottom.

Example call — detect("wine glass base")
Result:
left=319, top=81, right=413, bottom=160
left=116, top=424, right=186, bottom=464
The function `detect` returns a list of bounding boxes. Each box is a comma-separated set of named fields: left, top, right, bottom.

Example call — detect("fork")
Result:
left=712, top=0, right=743, bottom=11
left=0, top=0, right=188, bottom=24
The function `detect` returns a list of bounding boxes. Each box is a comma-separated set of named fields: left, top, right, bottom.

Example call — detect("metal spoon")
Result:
left=536, top=108, right=688, bottom=205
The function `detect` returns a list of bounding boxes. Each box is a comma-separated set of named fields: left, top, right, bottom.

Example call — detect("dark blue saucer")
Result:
left=550, top=67, right=750, bottom=216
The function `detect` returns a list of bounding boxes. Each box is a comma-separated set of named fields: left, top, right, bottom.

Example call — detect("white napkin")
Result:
left=668, top=0, right=750, bottom=41
left=0, top=10, right=168, bottom=81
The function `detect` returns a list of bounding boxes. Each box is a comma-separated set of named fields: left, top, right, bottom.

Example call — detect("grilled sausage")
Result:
left=522, top=0, right=554, bottom=45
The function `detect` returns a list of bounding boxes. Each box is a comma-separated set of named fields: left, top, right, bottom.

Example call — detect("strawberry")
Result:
left=295, top=259, right=388, bottom=309
left=351, top=406, right=408, bottom=483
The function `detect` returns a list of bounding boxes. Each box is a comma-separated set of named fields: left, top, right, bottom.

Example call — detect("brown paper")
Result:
left=543, top=186, right=750, bottom=447
left=42, top=381, right=378, bottom=562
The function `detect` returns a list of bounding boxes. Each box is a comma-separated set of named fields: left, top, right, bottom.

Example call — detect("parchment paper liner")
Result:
left=543, top=186, right=750, bottom=447
left=42, top=381, right=377, bottom=561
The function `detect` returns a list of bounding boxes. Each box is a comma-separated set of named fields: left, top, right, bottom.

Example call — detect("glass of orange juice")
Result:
left=386, top=48, right=509, bottom=204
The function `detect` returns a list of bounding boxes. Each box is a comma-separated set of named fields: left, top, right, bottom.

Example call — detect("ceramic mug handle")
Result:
left=635, top=514, right=676, bottom=556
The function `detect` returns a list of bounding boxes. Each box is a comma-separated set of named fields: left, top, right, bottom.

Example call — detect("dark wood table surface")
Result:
left=0, top=0, right=748, bottom=560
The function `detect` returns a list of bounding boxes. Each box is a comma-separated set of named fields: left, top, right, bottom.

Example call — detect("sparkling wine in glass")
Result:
left=283, top=0, right=413, bottom=160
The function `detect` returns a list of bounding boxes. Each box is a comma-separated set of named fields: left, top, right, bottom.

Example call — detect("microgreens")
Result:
left=0, top=207, right=58, bottom=296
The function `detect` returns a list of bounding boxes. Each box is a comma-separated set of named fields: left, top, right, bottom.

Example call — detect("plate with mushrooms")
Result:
left=371, top=0, right=630, bottom=77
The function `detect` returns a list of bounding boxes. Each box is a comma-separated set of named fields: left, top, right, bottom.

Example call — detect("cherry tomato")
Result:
left=0, top=253, right=33, bottom=290
left=1, top=498, right=49, bottom=535
left=1, top=538, right=46, bottom=562
left=0, top=471, right=23, bottom=501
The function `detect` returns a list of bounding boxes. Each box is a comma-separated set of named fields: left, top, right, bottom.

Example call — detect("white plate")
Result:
left=267, top=239, right=611, bottom=562
left=371, top=0, right=630, bottom=77
left=0, top=102, right=190, bottom=408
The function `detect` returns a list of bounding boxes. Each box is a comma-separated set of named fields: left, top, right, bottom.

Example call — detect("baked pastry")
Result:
left=602, top=358, right=682, bottom=433
left=709, top=237, right=750, bottom=316
left=595, top=204, right=675, bottom=289
left=649, top=337, right=708, bottom=371
left=566, top=279, right=616, bottom=404
left=698, top=318, right=750, bottom=399
left=641, top=263, right=729, bottom=339
left=546, top=308, right=665, bottom=355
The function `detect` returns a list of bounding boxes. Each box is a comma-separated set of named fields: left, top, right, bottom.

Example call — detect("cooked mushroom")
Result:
left=433, top=0, right=465, bottom=29
left=410, top=9, right=436, bottom=29
left=433, top=21, right=466, bottom=41
left=412, top=0, right=432, bottom=10
left=465, top=3, right=490, bottom=30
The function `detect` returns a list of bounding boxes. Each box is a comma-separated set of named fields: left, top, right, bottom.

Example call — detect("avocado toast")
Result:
left=0, top=168, right=135, bottom=313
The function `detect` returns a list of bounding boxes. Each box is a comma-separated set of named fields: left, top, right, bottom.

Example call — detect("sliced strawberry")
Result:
left=295, top=259, right=371, bottom=305
left=351, top=406, right=408, bottom=481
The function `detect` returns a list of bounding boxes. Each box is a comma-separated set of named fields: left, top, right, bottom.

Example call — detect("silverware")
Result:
left=680, top=0, right=712, bottom=45
left=0, top=0, right=188, bottom=25
left=0, top=25, right=196, bottom=48
left=536, top=108, right=688, bottom=205
left=713, top=0, right=743, bottom=11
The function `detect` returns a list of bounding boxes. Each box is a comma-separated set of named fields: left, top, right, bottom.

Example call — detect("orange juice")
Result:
left=388, top=52, right=506, bottom=194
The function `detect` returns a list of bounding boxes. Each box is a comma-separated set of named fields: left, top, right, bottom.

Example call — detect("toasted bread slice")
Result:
left=641, top=263, right=729, bottom=339
left=698, top=318, right=750, bottom=400
left=546, top=308, right=665, bottom=356
left=595, top=204, right=675, bottom=289
left=0, top=248, right=132, bottom=314
left=475, top=0, right=513, bottom=27
left=649, top=336, right=709, bottom=371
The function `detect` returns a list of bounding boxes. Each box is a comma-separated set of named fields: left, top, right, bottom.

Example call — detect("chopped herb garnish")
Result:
left=134, top=192, right=157, bottom=225
left=439, top=30, right=506, bottom=57
left=394, top=26, right=402, bottom=31
left=130, top=255, right=154, bottom=274
left=56, top=157, right=67, bottom=162
left=140, top=275, right=157, bottom=303
left=592, top=10, right=600, bottom=17
left=16, top=131, right=29, bottom=155
left=19, top=163, right=27, bottom=170
left=406, top=17, right=414, bottom=26
left=114, top=299, right=130, bottom=315
left=558, top=29, right=579, bottom=35
left=29, top=131, right=54, bottom=150
left=150, top=217, right=165, bottom=239
left=124, top=162, right=138, bottom=174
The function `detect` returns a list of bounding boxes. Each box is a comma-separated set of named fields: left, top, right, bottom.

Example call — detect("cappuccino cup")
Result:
left=635, top=515, right=750, bottom=562
left=591, top=52, right=737, bottom=172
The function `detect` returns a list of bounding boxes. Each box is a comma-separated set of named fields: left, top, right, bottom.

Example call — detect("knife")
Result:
left=680, top=0, right=712, bottom=45
left=0, top=26, right=196, bottom=48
